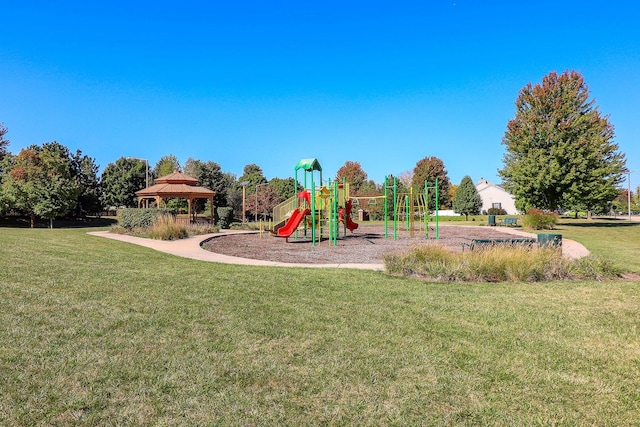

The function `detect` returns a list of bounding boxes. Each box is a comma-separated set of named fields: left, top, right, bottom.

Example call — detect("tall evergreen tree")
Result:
left=0, top=123, right=10, bottom=210
left=153, top=154, right=181, bottom=179
left=0, top=122, right=9, bottom=161
left=499, top=70, right=626, bottom=217
left=411, top=156, right=452, bottom=209
left=453, top=176, right=482, bottom=220
left=237, top=164, right=267, bottom=194
left=72, top=150, right=103, bottom=216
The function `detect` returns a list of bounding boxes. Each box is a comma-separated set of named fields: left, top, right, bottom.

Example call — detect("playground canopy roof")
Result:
left=135, top=171, right=215, bottom=222
left=295, top=158, right=322, bottom=172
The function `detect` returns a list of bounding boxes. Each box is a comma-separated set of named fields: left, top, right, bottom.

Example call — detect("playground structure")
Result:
left=274, top=158, right=359, bottom=245
left=273, top=158, right=440, bottom=245
left=391, top=177, right=440, bottom=239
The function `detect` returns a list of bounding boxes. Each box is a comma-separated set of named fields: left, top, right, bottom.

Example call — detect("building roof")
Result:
left=476, top=178, right=507, bottom=193
left=135, top=170, right=215, bottom=198
left=154, top=170, right=199, bottom=185
left=135, top=183, right=215, bottom=198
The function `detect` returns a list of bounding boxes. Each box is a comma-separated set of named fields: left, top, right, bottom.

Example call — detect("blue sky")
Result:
left=2, top=1, right=639, bottom=189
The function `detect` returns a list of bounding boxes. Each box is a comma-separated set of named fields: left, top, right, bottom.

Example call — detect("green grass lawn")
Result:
left=1, top=223, right=639, bottom=425
left=556, top=218, right=640, bottom=273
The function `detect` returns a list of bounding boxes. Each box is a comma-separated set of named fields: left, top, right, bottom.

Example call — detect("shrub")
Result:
left=230, top=222, right=260, bottom=230
left=109, top=225, right=130, bottom=234
left=487, top=207, right=507, bottom=215
left=118, top=208, right=176, bottom=229
left=384, top=244, right=620, bottom=282
left=216, top=207, right=234, bottom=229
left=148, top=215, right=188, bottom=240
left=569, top=255, right=622, bottom=280
left=186, top=223, right=219, bottom=236
left=522, top=208, right=558, bottom=230
left=385, top=245, right=459, bottom=281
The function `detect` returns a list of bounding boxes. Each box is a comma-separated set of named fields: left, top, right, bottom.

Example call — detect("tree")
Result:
left=227, top=188, right=242, bottom=222
left=449, top=184, right=458, bottom=206
left=251, top=185, right=280, bottom=221
left=612, top=189, right=630, bottom=214
left=398, top=170, right=413, bottom=188
left=268, top=177, right=300, bottom=202
left=234, top=164, right=267, bottom=221
left=153, top=154, right=181, bottom=179
left=385, top=174, right=408, bottom=195
left=411, top=156, right=452, bottom=210
left=39, top=142, right=102, bottom=218
left=336, top=161, right=367, bottom=193
left=0, top=124, right=11, bottom=211
left=237, top=164, right=267, bottom=193
left=72, top=150, right=103, bottom=216
left=499, top=70, right=626, bottom=217
left=184, top=158, right=229, bottom=208
left=0, top=122, right=9, bottom=161
left=2, top=144, right=80, bottom=227
left=100, top=157, right=147, bottom=208
left=354, top=180, right=384, bottom=219
left=453, top=176, right=482, bottom=220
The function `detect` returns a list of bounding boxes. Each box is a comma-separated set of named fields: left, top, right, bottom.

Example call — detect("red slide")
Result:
left=344, top=215, right=359, bottom=232
left=277, top=208, right=311, bottom=239
left=339, top=199, right=359, bottom=232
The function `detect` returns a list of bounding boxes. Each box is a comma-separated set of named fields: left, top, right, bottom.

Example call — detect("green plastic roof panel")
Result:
left=295, top=158, right=322, bottom=172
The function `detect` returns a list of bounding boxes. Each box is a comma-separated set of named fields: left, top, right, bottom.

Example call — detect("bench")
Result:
left=462, top=238, right=536, bottom=251
left=498, top=217, right=519, bottom=227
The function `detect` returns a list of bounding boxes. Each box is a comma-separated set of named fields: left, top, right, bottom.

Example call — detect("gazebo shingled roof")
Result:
left=154, top=171, right=199, bottom=185
left=135, top=170, right=216, bottom=223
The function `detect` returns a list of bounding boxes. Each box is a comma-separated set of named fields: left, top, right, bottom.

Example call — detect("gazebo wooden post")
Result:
left=210, top=196, right=214, bottom=224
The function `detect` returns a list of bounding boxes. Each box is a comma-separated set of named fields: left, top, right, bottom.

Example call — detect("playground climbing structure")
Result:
left=273, top=158, right=440, bottom=246
left=273, top=158, right=361, bottom=246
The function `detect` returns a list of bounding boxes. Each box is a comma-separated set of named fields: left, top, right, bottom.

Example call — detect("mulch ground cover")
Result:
left=202, top=224, right=517, bottom=264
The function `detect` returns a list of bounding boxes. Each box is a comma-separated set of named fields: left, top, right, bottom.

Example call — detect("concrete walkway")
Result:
left=88, top=227, right=589, bottom=271
left=87, top=230, right=385, bottom=270
left=482, top=226, right=590, bottom=259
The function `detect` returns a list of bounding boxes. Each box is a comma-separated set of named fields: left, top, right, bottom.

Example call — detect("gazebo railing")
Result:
left=175, top=216, right=191, bottom=226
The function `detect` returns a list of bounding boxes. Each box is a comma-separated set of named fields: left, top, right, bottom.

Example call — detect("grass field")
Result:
left=1, top=220, right=639, bottom=425
left=555, top=218, right=640, bottom=273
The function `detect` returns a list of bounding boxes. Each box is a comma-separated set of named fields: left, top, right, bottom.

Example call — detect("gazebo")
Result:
left=135, top=171, right=215, bottom=224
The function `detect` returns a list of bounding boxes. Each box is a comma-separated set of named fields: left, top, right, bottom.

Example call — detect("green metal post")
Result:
left=311, top=171, right=316, bottom=246
left=332, top=180, right=340, bottom=246
left=435, top=178, right=439, bottom=239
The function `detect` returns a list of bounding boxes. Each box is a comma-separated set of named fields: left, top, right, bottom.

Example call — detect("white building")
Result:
left=475, top=178, right=519, bottom=214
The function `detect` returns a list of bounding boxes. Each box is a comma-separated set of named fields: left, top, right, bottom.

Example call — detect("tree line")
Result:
left=0, top=129, right=461, bottom=227
left=0, top=70, right=631, bottom=227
